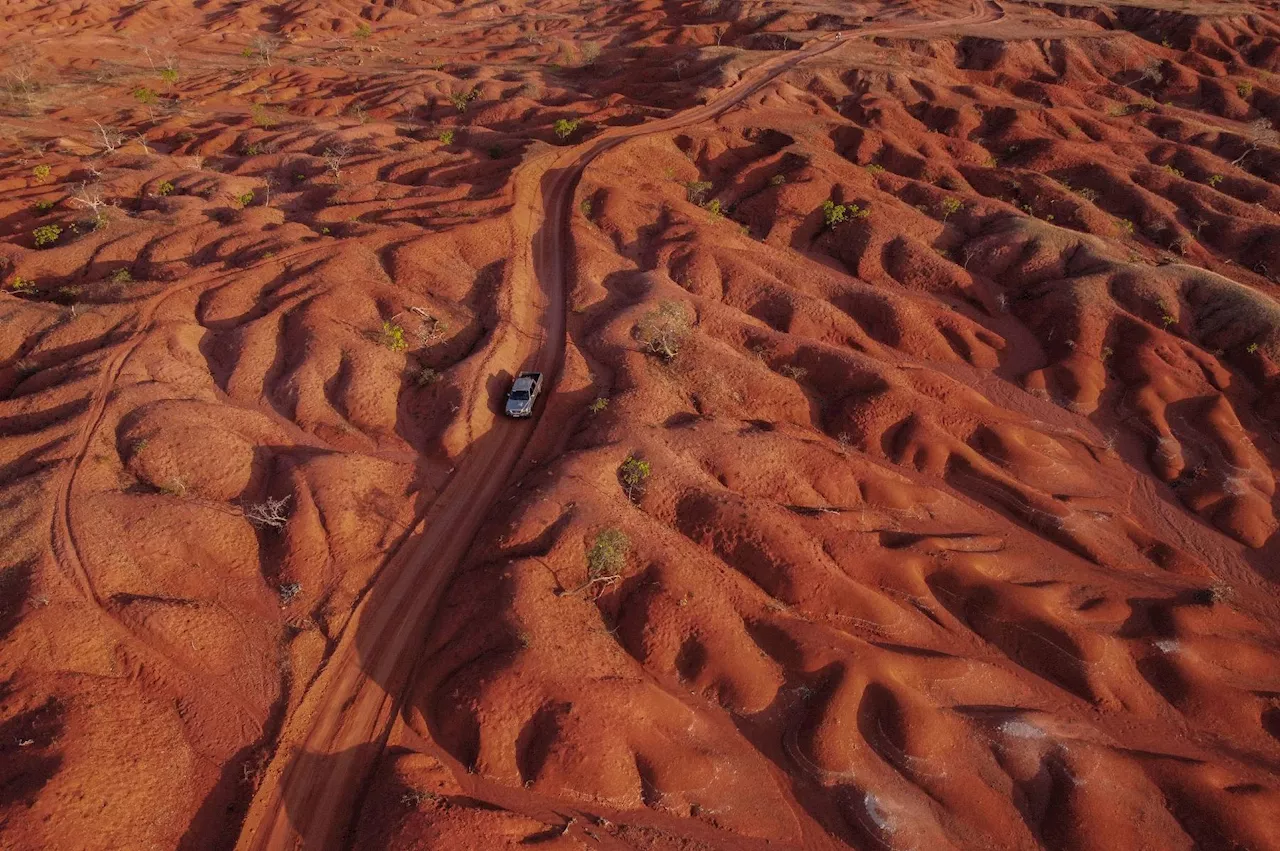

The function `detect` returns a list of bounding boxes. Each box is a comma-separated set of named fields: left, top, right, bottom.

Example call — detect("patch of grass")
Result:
left=110, top=268, right=133, bottom=284
left=437, top=128, right=455, bottom=145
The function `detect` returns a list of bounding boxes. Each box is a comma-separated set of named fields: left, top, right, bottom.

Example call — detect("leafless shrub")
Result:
left=635, top=300, right=692, bottom=361
left=91, top=120, right=126, bottom=153
left=245, top=494, right=291, bottom=529
left=278, top=582, right=301, bottom=604
left=1232, top=118, right=1279, bottom=166
left=250, top=35, right=280, bottom=66
left=323, top=143, right=352, bottom=183
left=69, top=182, right=114, bottom=229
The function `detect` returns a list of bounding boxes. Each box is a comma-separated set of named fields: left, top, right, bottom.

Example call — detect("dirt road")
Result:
left=232, top=4, right=1002, bottom=848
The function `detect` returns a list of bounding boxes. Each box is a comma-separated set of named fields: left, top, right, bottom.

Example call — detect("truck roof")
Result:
left=511, top=375, right=538, bottom=391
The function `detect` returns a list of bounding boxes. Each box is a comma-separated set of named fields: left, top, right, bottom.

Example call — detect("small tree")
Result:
left=635, top=301, right=691, bottom=361
left=619, top=456, right=651, bottom=500
left=447, top=89, right=478, bottom=112
left=941, top=196, right=963, bottom=222
left=1231, top=118, right=1278, bottom=166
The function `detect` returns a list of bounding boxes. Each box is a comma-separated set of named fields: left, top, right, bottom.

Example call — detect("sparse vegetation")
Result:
left=33, top=224, right=61, bottom=247
left=683, top=180, right=713, bottom=204
left=8, top=276, right=36, bottom=294
left=619, top=456, right=651, bottom=500
left=1236, top=80, right=1253, bottom=99
left=380, top=321, right=409, bottom=352
left=553, top=118, right=582, bottom=140
left=447, top=89, right=479, bottom=112
left=437, top=129, right=455, bottom=145
left=1207, top=174, right=1224, bottom=187
left=278, top=582, right=302, bottom=605
left=354, top=22, right=373, bottom=40
left=245, top=495, right=291, bottom=529
left=635, top=300, right=692, bottom=361
left=865, top=163, right=886, bottom=175
left=250, top=103, right=278, bottom=128
left=589, top=396, right=609, bottom=413
left=588, top=526, right=626, bottom=576
left=34, top=199, right=53, bottom=213
left=941, top=196, right=963, bottom=222
left=156, top=180, right=175, bottom=196
left=31, top=163, right=50, bottom=182
left=110, top=268, right=133, bottom=284
left=323, top=143, right=352, bottom=182
left=133, top=87, right=158, bottom=105
left=234, top=191, right=255, bottom=208
left=822, top=199, right=848, bottom=228
left=412, top=364, right=441, bottom=386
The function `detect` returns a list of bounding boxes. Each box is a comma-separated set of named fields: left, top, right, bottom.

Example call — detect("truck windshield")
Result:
left=511, top=391, right=530, bottom=400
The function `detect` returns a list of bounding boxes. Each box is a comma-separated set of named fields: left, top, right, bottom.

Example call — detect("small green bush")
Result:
left=34, top=199, right=53, bottom=213
left=110, top=268, right=133, bottom=284
left=586, top=528, right=628, bottom=581
left=160, top=68, right=179, bottom=85
left=554, top=118, right=582, bottom=140
left=1237, top=81, right=1253, bottom=99
left=380, top=321, right=409, bottom=352
left=588, top=396, right=609, bottom=413
left=437, top=128, right=455, bottom=145
left=941, top=197, right=963, bottom=222
left=134, top=87, right=158, bottom=105
left=33, top=224, right=62, bottom=247
left=156, top=181, right=175, bottom=196
left=1207, top=174, right=1223, bottom=187
left=619, top=455, right=651, bottom=499
left=235, top=191, right=255, bottom=208
left=822, top=199, right=847, bottom=228
left=636, top=301, right=691, bottom=361
left=354, top=22, right=373, bottom=39
left=32, top=164, right=51, bottom=183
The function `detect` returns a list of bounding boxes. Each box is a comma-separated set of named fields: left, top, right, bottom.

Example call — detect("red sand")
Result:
left=1, top=0, right=1279, bottom=849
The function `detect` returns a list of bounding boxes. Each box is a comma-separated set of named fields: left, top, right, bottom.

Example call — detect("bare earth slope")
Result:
left=1, top=0, right=1279, bottom=849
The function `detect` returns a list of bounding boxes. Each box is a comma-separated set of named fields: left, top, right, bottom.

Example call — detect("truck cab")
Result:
left=504, top=372, right=543, bottom=418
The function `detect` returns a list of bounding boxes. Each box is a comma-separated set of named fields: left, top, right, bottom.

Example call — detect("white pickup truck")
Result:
left=504, top=372, right=543, bottom=418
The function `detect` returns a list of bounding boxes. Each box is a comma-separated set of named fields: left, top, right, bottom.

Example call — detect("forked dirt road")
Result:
left=234, top=3, right=1002, bottom=848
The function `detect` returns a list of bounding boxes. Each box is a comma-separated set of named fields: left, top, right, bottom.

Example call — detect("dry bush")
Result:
left=245, top=495, right=291, bottom=529
left=635, top=300, right=692, bottom=361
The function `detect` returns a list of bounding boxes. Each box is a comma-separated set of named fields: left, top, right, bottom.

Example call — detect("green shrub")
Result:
left=447, top=90, right=478, bottom=112
left=156, top=181, right=175, bottom=196
left=1207, top=174, right=1223, bottom=187
left=160, top=68, right=179, bottom=85
left=588, top=396, right=609, bottom=413
left=941, top=197, right=963, bottom=222
left=586, top=528, right=628, bottom=581
left=354, top=22, right=373, bottom=39
left=437, top=129, right=455, bottom=145
left=8, top=276, right=36, bottom=294
left=553, top=118, right=582, bottom=140
left=34, top=199, right=53, bottom=213
left=33, top=224, right=61, bottom=247
left=110, top=268, right=133, bottom=284
left=235, top=191, right=255, bottom=208
left=32, top=164, right=51, bottom=183
left=1237, top=81, right=1253, bottom=99
left=619, top=456, right=651, bottom=499
left=865, top=163, right=886, bottom=175
left=822, top=199, right=847, bottom=228
left=134, top=87, right=158, bottom=105
left=380, top=321, right=409, bottom=352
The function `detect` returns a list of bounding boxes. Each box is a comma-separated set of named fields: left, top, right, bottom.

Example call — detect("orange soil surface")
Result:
left=2, top=0, right=1279, bottom=849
